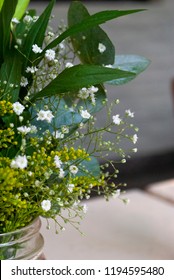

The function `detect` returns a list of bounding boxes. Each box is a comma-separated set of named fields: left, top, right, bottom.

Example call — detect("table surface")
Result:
left=41, top=187, right=174, bottom=260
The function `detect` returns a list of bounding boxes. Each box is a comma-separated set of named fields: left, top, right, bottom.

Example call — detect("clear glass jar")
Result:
left=0, top=217, right=44, bottom=260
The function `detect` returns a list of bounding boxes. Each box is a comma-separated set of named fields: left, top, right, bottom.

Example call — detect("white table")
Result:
left=41, top=189, right=174, bottom=260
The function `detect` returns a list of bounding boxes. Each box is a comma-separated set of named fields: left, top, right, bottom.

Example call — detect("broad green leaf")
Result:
left=13, top=0, right=30, bottom=20
left=43, top=8, right=145, bottom=52
left=68, top=1, right=115, bottom=65
left=0, top=0, right=18, bottom=65
left=77, top=156, right=101, bottom=177
left=0, top=49, right=22, bottom=102
left=31, top=64, right=135, bottom=101
left=106, top=55, right=151, bottom=85
left=21, top=0, right=55, bottom=72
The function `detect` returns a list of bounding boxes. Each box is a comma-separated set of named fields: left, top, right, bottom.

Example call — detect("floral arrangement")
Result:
left=0, top=0, right=149, bottom=236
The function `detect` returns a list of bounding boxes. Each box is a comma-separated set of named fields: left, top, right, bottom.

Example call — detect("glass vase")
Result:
left=0, top=217, right=44, bottom=260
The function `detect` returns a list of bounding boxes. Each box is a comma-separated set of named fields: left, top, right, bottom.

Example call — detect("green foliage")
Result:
left=68, top=1, right=115, bottom=65
left=21, top=0, right=55, bottom=72
left=13, top=0, right=30, bottom=20
left=31, top=64, right=135, bottom=101
left=0, top=0, right=18, bottom=65
left=106, top=55, right=151, bottom=85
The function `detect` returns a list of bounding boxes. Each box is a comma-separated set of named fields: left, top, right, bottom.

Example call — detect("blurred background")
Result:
left=30, top=0, right=174, bottom=190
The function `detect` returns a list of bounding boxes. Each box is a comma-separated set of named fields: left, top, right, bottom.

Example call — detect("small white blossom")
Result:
left=61, top=126, right=69, bottom=134
left=80, top=110, right=91, bottom=119
left=32, top=44, right=42, bottom=54
left=69, top=165, right=78, bottom=175
left=59, top=168, right=65, bottom=178
left=68, top=184, right=75, bottom=192
left=132, top=134, right=138, bottom=144
left=125, top=109, right=134, bottom=118
left=19, top=116, right=24, bottom=122
left=105, top=64, right=113, bottom=68
left=12, top=18, right=20, bottom=24
left=23, top=15, right=33, bottom=24
left=10, top=155, right=28, bottom=169
left=113, top=189, right=121, bottom=198
left=78, top=88, right=90, bottom=99
left=88, top=86, right=98, bottom=94
left=112, top=114, right=121, bottom=125
left=41, top=200, right=51, bottom=211
left=54, top=155, right=62, bottom=168
left=33, top=16, right=39, bottom=22
left=123, top=198, right=130, bottom=205
left=20, top=76, right=28, bottom=87
left=13, top=102, right=25, bottom=115
left=29, top=125, right=37, bottom=133
left=98, top=43, right=106, bottom=53
left=52, top=130, right=64, bottom=139
left=26, top=66, right=38, bottom=73
left=17, top=126, right=31, bottom=134
left=65, top=62, right=74, bottom=68
left=37, top=110, right=54, bottom=123
left=45, top=49, right=56, bottom=61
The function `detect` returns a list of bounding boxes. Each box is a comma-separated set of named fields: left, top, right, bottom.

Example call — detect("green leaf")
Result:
left=44, top=7, right=145, bottom=52
left=78, top=157, right=101, bottom=178
left=31, top=64, right=135, bottom=101
left=0, top=49, right=22, bottom=102
left=21, top=0, right=55, bottom=71
left=0, top=0, right=4, bottom=11
left=13, top=0, right=30, bottom=20
left=68, top=1, right=115, bottom=65
left=0, top=0, right=18, bottom=65
left=106, top=55, right=151, bottom=85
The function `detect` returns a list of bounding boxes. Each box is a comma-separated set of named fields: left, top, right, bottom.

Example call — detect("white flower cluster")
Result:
left=78, top=86, right=98, bottom=105
left=36, top=110, right=54, bottom=123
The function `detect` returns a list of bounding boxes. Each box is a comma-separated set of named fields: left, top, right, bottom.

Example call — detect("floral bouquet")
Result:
left=0, top=0, right=149, bottom=244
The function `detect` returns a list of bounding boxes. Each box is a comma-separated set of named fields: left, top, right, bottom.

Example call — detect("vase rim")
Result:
left=0, top=217, right=40, bottom=237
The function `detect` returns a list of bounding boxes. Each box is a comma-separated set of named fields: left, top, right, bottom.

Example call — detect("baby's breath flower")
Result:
left=13, top=102, right=25, bottom=115
left=41, top=200, right=51, bottom=211
left=69, top=165, right=78, bottom=175
left=17, top=126, right=31, bottom=134
left=52, top=130, right=64, bottom=139
left=113, top=189, right=121, bottom=198
left=20, top=76, right=28, bottom=87
left=30, top=125, right=37, bottom=133
left=98, top=43, right=106, bottom=53
left=36, top=110, right=54, bottom=123
left=59, top=168, right=65, bottom=178
left=54, top=155, right=62, bottom=168
left=112, top=114, right=121, bottom=125
left=23, top=15, right=33, bottom=24
left=10, top=155, right=28, bottom=169
left=125, top=109, right=134, bottom=118
left=45, top=49, right=56, bottom=61
left=80, top=109, right=91, bottom=119
left=61, top=126, right=69, bottom=134
left=78, top=88, right=90, bottom=99
left=65, top=62, right=74, bottom=68
left=12, top=18, right=20, bottom=24
left=132, top=134, right=138, bottom=144
left=32, top=44, right=42, bottom=54
left=68, top=184, right=75, bottom=192
left=26, top=66, right=38, bottom=74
